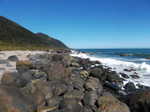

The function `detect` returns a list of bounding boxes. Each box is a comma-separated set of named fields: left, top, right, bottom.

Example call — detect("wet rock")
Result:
left=119, top=54, right=132, bottom=57
left=126, top=90, right=150, bottom=112
left=78, top=58, right=91, bottom=70
left=84, top=77, right=103, bottom=94
left=130, top=75, right=140, bottom=79
left=124, top=82, right=136, bottom=92
left=7, top=55, right=19, bottom=62
left=0, top=85, right=36, bottom=112
left=120, top=73, right=129, bottom=79
left=89, top=68, right=105, bottom=82
left=104, top=81, right=121, bottom=91
left=106, top=71, right=124, bottom=86
left=83, top=91, right=98, bottom=106
left=124, top=68, right=136, bottom=72
left=97, top=92, right=130, bottom=112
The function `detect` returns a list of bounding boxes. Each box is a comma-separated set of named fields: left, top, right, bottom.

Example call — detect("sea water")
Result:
left=71, top=49, right=150, bottom=87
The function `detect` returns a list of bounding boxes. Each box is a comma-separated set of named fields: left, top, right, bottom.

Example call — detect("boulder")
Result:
left=46, top=96, right=61, bottom=109
left=1, top=71, right=26, bottom=87
left=7, top=55, right=19, bottom=62
left=16, top=60, right=33, bottom=73
left=97, top=92, right=130, bottom=112
left=83, top=91, right=98, bottom=106
left=49, top=80, right=68, bottom=96
left=89, top=68, right=105, bottom=82
left=69, top=74, right=85, bottom=91
left=0, top=85, right=36, bottom=112
left=84, top=77, right=103, bottom=94
left=120, top=73, right=129, bottom=79
left=126, top=90, right=150, bottom=112
left=64, top=90, right=84, bottom=101
left=47, top=62, right=71, bottom=81
left=21, top=79, right=53, bottom=107
left=106, top=71, right=124, bottom=86
left=59, top=98, right=83, bottom=112
left=124, top=82, right=136, bottom=92
left=130, top=75, right=140, bottom=79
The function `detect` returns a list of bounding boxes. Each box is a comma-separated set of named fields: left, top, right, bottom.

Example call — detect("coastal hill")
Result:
left=0, top=16, right=68, bottom=50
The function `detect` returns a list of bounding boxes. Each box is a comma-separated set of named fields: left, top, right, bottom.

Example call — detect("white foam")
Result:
left=71, top=50, right=150, bottom=87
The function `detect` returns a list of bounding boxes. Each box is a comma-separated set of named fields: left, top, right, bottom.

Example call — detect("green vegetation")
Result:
left=0, top=16, right=68, bottom=50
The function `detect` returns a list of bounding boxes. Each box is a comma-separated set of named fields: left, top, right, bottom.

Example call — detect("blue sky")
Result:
left=0, top=0, right=150, bottom=48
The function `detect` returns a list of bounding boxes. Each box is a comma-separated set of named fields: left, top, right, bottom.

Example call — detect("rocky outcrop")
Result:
left=0, top=52, right=132, bottom=112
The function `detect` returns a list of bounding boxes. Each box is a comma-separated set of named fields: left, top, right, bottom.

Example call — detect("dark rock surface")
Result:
left=7, top=55, right=19, bottom=62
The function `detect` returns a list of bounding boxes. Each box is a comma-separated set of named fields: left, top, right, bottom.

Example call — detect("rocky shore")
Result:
left=0, top=50, right=150, bottom=112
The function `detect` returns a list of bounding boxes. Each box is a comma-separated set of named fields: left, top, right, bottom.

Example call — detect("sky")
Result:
left=0, top=0, right=150, bottom=48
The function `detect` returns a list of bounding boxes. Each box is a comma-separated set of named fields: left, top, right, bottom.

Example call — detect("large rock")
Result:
left=124, top=82, right=136, bottom=92
left=84, top=77, right=103, bottom=94
left=16, top=60, right=33, bottom=73
left=1, top=71, right=26, bottom=87
left=21, top=79, right=53, bottom=107
left=126, top=90, right=150, bottom=112
left=7, top=55, right=19, bottom=62
left=59, top=98, right=83, bottom=112
left=106, top=71, right=124, bottom=87
left=89, top=68, right=105, bottom=82
left=83, top=91, right=98, bottom=107
left=47, top=62, right=71, bottom=81
left=49, top=80, right=68, bottom=96
left=64, top=90, right=84, bottom=101
left=51, top=54, right=72, bottom=67
left=0, top=85, right=36, bottom=112
left=97, top=92, right=130, bottom=112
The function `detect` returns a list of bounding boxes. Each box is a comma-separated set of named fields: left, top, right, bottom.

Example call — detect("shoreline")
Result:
left=0, top=50, right=149, bottom=112
left=71, top=50, right=150, bottom=88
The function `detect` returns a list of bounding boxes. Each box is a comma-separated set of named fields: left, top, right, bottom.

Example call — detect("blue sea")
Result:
left=71, top=49, right=150, bottom=87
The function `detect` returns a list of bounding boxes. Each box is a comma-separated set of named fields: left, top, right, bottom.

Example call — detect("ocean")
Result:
left=71, top=49, right=150, bottom=87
